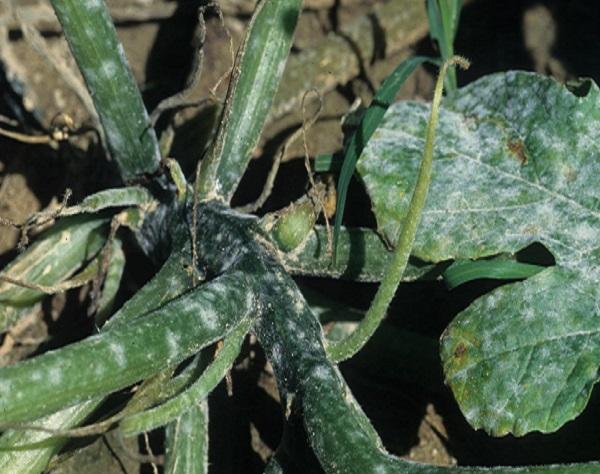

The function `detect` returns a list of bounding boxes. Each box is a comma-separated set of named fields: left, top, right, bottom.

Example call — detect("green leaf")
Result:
left=443, top=259, right=544, bottom=288
left=120, top=316, right=252, bottom=436
left=0, top=242, right=197, bottom=472
left=62, top=187, right=155, bottom=216
left=164, top=401, right=208, bottom=474
left=356, top=71, right=600, bottom=435
left=426, top=0, right=461, bottom=92
left=197, top=0, right=302, bottom=201
left=332, top=56, right=431, bottom=263
left=0, top=215, right=107, bottom=332
left=0, top=271, right=255, bottom=424
left=50, top=0, right=161, bottom=181
left=281, top=225, right=435, bottom=282
left=357, top=72, right=600, bottom=263
left=94, top=237, right=126, bottom=325
left=441, top=266, right=600, bottom=436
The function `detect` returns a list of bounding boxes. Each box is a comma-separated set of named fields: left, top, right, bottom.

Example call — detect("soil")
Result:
left=1, top=0, right=599, bottom=472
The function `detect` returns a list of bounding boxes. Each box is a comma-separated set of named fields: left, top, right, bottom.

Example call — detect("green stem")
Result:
left=327, top=57, right=469, bottom=363
left=164, top=401, right=209, bottom=474
left=443, top=259, right=545, bottom=288
left=282, top=225, right=435, bottom=282
left=119, top=316, right=252, bottom=436
left=50, top=0, right=161, bottom=181
left=0, top=272, right=255, bottom=424
left=196, top=0, right=301, bottom=201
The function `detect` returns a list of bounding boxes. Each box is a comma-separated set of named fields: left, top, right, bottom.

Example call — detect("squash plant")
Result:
left=1, top=1, right=600, bottom=473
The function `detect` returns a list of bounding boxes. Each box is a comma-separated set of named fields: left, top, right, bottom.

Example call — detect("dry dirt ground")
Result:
left=0, top=0, right=599, bottom=472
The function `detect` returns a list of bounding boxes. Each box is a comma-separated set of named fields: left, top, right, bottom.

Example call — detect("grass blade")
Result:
left=49, top=0, right=161, bottom=181
left=426, top=0, right=462, bottom=93
left=332, top=56, right=431, bottom=263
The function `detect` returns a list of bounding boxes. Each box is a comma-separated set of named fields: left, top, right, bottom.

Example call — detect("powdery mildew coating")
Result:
left=357, top=71, right=600, bottom=436
left=52, top=0, right=161, bottom=180
left=358, top=71, right=600, bottom=265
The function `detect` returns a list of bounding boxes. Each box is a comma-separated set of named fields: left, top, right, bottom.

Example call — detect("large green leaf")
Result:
left=356, top=71, right=600, bottom=436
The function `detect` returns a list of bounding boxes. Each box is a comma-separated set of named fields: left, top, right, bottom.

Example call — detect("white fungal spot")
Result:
left=311, top=364, right=329, bottom=381
left=84, top=0, right=103, bottom=10
left=101, top=60, right=118, bottom=77
left=166, top=330, right=179, bottom=360
left=109, top=341, right=127, bottom=367
left=48, top=366, right=63, bottom=385
left=0, top=380, right=12, bottom=395
left=30, top=371, right=43, bottom=382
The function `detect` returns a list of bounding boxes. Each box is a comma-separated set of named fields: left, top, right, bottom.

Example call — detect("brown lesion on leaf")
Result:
left=507, top=139, right=529, bottom=165
left=453, top=341, right=467, bottom=359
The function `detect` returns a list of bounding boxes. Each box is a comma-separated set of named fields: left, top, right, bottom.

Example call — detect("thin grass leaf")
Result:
left=120, top=316, right=252, bottom=436
left=426, top=0, right=445, bottom=52
left=197, top=0, right=302, bottom=201
left=332, top=56, right=431, bottom=263
left=443, top=259, right=545, bottom=289
left=49, top=0, right=161, bottom=181
left=426, top=0, right=462, bottom=93
left=0, top=400, right=100, bottom=474
left=164, top=401, right=208, bottom=474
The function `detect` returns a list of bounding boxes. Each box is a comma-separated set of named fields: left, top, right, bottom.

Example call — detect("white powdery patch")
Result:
left=573, top=221, right=597, bottom=247
left=293, top=298, right=304, bottom=313
left=109, top=341, right=127, bottom=367
left=30, top=371, right=43, bottom=382
left=480, top=337, right=493, bottom=353
left=101, top=60, right=118, bottom=78
left=311, top=364, right=330, bottom=382
left=166, top=330, right=180, bottom=360
left=270, top=342, right=283, bottom=368
left=521, top=306, right=536, bottom=322
left=201, top=307, right=218, bottom=332
left=179, top=416, right=194, bottom=436
left=0, top=379, right=12, bottom=396
left=373, top=465, right=388, bottom=474
left=464, top=407, right=480, bottom=424
left=506, top=380, right=522, bottom=397
left=48, top=366, right=63, bottom=385
left=84, top=0, right=103, bottom=11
